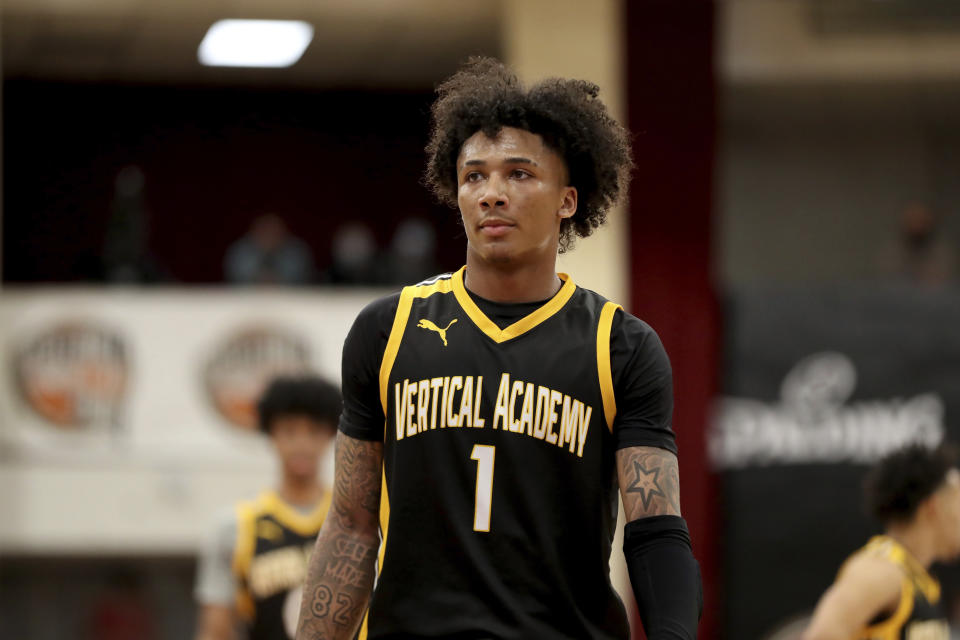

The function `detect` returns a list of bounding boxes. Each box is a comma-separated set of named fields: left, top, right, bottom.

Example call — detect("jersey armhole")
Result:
left=861, top=575, right=914, bottom=640
left=596, top=301, right=622, bottom=433
left=378, top=285, right=416, bottom=418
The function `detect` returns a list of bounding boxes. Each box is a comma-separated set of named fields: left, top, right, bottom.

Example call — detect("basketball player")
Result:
left=802, top=444, right=960, bottom=640
left=296, top=58, right=702, bottom=640
left=195, top=375, right=341, bottom=640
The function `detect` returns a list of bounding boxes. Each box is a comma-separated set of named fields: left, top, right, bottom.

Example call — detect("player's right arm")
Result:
left=195, top=605, right=235, bottom=640
left=801, top=553, right=902, bottom=640
left=295, top=295, right=394, bottom=640
left=610, top=313, right=701, bottom=639
left=295, top=432, right=382, bottom=640
left=194, top=508, right=241, bottom=640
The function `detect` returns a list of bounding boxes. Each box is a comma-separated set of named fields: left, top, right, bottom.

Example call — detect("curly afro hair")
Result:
left=425, top=57, right=633, bottom=253
left=257, top=374, right=341, bottom=435
left=864, top=443, right=957, bottom=525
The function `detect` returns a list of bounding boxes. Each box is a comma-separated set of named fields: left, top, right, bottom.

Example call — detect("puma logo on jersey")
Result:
left=417, top=318, right=458, bottom=346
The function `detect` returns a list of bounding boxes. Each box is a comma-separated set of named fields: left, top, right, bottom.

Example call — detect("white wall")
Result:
left=0, top=287, right=382, bottom=554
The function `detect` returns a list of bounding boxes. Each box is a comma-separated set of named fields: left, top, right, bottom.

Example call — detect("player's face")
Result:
left=270, top=415, right=335, bottom=481
left=931, top=469, right=960, bottom=560
left=456, top=127, right=577, bottom=266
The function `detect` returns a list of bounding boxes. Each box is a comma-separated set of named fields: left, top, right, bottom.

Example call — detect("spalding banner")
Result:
left=11, top=321, right=129, bottom=430
left=711, top=351, right=944, bottom=469
left=715, top=285, right=960, bottom=640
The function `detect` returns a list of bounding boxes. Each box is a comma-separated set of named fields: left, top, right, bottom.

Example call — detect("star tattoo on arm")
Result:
left=626, top=459, right=667, bottom=511
left=617, top=446, right=682, bottom=520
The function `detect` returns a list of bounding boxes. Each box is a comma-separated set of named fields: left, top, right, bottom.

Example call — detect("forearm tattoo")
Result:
left=617, top=446, right=682, bottom=520
left=296, top=434, right=383, bottom=640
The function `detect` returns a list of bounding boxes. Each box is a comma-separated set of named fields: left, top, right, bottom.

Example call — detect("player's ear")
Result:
left=558, top=186, right=577, bottom=220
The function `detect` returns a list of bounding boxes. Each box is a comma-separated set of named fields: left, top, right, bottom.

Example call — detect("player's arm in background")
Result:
left=195, top=606, right=235, bottom=640
left=611, top=313, right=701, bottom=639
left=800, top=554, right=902, bottom=640
left=194, top=509, right=240, bottom=640
left=295, top=433, right=381, bottom=640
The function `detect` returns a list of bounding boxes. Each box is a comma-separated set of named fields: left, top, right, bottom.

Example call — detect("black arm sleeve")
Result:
left=624, top=515, right=702, bottom=640
left=610, top=311, right=677, bottom=453
left=337, top=293, right=400, bottom=441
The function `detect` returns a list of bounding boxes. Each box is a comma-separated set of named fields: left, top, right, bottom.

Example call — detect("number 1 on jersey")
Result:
left=470, top=444, right=495, bottom=532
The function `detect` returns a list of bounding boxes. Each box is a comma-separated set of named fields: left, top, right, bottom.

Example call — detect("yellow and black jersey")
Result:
left=233, top=490, right=331, bottom=640
left=340, top=267, right=676, bottom=640
left=843, top=535, right=948, bottom=640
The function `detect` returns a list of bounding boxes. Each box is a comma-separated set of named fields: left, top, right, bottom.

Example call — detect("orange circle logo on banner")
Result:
left=204, top=326, right=311, bottom=430
left=13, top=322, right=129, bottom=429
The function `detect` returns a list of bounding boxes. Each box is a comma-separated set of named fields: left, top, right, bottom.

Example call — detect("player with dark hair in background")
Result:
left=802, top=444, right=960, bottom=640
left=296, top=57, right=702, bottom=640
left=195, top=375, right=341, bottom=640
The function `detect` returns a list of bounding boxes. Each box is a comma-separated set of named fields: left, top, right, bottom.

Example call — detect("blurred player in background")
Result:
left=802, top=444, right=960, bottom=640
left=297, top=57, right=701, bottom=640
left=195, top=375, right=341, bottom=640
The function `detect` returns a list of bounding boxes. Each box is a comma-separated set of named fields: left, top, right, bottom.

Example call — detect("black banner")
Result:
left=713, top=284, right=960, bottom=639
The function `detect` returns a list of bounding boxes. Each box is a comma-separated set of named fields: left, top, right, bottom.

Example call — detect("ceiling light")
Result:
left=198, top=19, right=314, bottom=68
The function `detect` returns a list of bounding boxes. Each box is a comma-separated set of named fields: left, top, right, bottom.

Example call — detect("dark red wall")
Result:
left=3, top=80, right=464, bottom=284
left=626, top=3, right=720, bottom=638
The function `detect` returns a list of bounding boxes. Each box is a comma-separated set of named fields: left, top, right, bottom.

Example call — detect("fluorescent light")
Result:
left=198, top=19, right=314, bottom=68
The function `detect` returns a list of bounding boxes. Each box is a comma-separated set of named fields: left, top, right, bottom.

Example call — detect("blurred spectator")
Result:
left=892, top=202, right=955, bottom=286
left=324, top=222, right=380, bottom=285
left=381, top=218, right=438, bottom=285
left=225, top=215, right=314, bottom=285
left=102, top=165, right=167, bottom=283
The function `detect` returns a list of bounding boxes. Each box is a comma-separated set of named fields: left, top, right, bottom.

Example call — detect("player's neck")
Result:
left=886, top=524, right=936, bottom=569
left=463, top=253, right=562, bottom=303
left=277, top=476, right=325, bottom=507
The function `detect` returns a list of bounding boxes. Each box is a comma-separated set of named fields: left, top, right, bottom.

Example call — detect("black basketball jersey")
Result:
left=233, top=490, right=331, bottom=640
left=356, top=268, right=632, bottom=639
left=844, top=536, right=948, bottom=640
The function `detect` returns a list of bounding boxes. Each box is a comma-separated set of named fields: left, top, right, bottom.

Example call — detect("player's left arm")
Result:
left=617, top=446, right=702, bottom=640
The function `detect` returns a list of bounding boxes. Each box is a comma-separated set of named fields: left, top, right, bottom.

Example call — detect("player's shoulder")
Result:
left=612, top=308, right=661, bottom=347
left=832, top=548, right=904, bottom=615
left=572, top=284, right=656, bottom=332
left=840, top=542, right=905, bottom=589
left=352, top=272, right=456, bottom=329
left=234, top=490, right=273, bottom=519
left=411, top=271, right=456, bottom=288
left=202, top=504, right=240, bottom=552
left=356, top=290, right=402, bottom=321
left=576, top=285, right=664, bottom=353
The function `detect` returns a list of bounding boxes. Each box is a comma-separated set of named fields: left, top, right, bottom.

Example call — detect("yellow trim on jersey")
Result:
left=380, top=287, right=416, bottom=413
left=369, top=277, right=458, bottom=637
left=233, top=501, right=257, bottom=577
left=235, top=588, right=256, bottom=622
left=379, top=275, right=457, bottom=412
left=359, top=474, right=391, bottom=640
left=860, top=576, right=914, bottom=640
left=377, top=472, right=391, bottom=580
left=258, top=490, right=330, bottom=537
left=845, top=535, right=942, bottom=639
left=597, top=302, right=621, bottom=433
left=862, top=535, right=941, bottom=603
left=450, top=266, right=576, bottom=344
